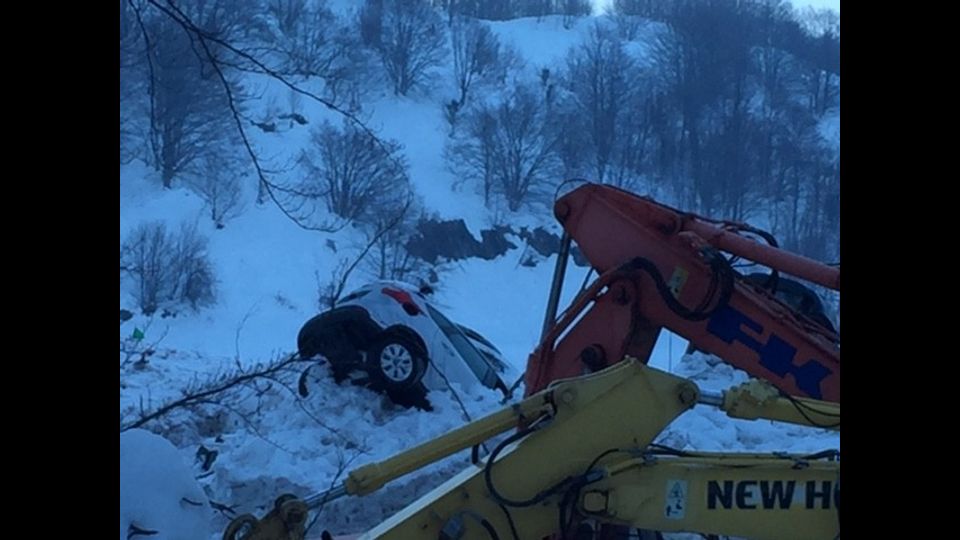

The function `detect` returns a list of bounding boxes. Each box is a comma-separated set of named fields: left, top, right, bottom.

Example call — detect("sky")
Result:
left=592, top=0, right=840, bottom=15
left=794, top=0, right=840, bottom=12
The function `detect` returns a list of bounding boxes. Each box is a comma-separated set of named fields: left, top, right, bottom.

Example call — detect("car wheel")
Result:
left=366, top=333, right=426, bottom=392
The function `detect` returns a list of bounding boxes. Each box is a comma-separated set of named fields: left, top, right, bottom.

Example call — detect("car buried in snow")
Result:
left=296, top=281, right=513, bottom=409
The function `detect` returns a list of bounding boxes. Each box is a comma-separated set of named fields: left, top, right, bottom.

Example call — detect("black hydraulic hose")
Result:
left=622, top=253, right=735, bottom=322
left=484, top=423, right=576, bottom=508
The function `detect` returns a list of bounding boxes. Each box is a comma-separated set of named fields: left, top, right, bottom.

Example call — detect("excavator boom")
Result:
left=528, top=184, right=839, bottom=402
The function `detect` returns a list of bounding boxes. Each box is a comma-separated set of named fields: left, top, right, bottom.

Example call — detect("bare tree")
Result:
left=563, top=22, right=641, bottom=184
left=447, top=84, right=562, bottom=211
left=120, top=0, right=140, bottom=68
left=121, top=221, right=217, bottom=314
left=799, top=7, right=840, bottom=115
left=442, top=98, right=461, bottom=134
left=264, top=0, right=371, bottom=104
left=265, top=0, right=337, bottom=77
left=450, top=17, right=505, bottom=105
left=800, top=5, right=840, bottom=38
left=144, top=13, right=239, bottom=187
left=364, top=206, right=434, bottom=284
left=122, top=0, right=407, bottom=236
left=299, top=119, right=411, bottom=225
left=185, top=153, right=246, bottom=229
left=762, top=100, right=838, bottom=262
left=612, top=0, right=671, bottom=19
left=360, top=0, right=448, bottom=95
left=131, top=0, right=263, bottom=187
left=561, top=0, right=593, bottom=28
left=517, top=0, right=552, bottom=21
left=120, top=0, right=147, bottom=165
left=608, top=12, right=644, bottom=41
left=651, top=0, right=758, bottom=216
left=751, top=0, right=802, bottom=200
left=442, top=0, right=513, bottom=20
left=605, top=92, right=663, bottom=190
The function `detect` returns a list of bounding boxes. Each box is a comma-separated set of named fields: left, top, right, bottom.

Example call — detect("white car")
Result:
left=296, top=281, right=513, bottom=408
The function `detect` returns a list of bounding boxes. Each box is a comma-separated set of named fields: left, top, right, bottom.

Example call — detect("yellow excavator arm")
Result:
left=224, top=358, right=839, bottom=540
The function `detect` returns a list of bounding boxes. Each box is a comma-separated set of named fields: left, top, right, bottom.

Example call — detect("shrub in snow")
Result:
left=185, top=154, right=245, bottom=229
left=298, top=119, right=410, bottom=226
left=119, top=429, right=211, bottom=540
left=120, top=221, right=217, bottom=315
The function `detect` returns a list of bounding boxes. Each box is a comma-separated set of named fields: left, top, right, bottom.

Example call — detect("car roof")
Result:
left=347, top=280, right=423, bottom=296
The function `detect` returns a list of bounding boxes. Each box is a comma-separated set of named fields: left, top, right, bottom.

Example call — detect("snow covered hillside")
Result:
left=120, top=5, right=840, bottom=539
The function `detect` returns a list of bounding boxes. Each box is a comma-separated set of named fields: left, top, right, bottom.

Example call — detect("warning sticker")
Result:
left=665, top=479, right=688, bottom=520
left=667, top=267, right=689, bottom=298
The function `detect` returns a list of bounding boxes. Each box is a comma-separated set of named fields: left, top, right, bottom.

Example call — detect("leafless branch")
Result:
left=196, top=398, right=295, bottom=455
left=127, top=0, right=158, bottom=160
left=209, top=499, right=238, bottom=517
left=324, top=196, right=413, bottom=308
left=121, top=354, right=307, bottom=431
left=142, top=0, right=406, bottom=233
left=234, top=303, right=259, bottom=370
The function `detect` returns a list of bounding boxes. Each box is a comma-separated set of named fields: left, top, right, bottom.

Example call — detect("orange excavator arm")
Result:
left=526, top=183, right=840, bottom=402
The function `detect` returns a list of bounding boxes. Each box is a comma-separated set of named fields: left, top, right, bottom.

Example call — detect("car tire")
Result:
left=366, top=332, right=427, bottom=393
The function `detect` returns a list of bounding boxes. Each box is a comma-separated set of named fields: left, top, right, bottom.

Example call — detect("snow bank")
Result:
left=120, top=429, right=211, bottom=540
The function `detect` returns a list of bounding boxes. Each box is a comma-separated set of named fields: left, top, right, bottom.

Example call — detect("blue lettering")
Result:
left=706, top=305, right=830, bottom=399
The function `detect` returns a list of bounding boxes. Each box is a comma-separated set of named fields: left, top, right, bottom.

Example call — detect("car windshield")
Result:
left=457, top=325, right=498, bottom=351
left=424, top=304, right=500, bottom=388
left=458, top=325, right=508, bottom=372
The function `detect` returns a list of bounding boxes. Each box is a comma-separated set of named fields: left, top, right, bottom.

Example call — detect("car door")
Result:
left=423, top=304, right=500, bottom=390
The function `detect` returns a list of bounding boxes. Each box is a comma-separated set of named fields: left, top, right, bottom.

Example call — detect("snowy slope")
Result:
left=120, top=11, right=839, bottom=540
left=120, top=429, right=212, bottom=540
left=120, top=347, right=839, bottom=539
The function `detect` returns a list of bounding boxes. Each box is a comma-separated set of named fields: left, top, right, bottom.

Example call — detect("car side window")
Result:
left=425, top=304, right=498, bottom=387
